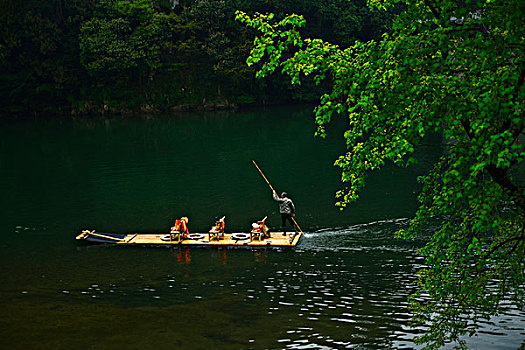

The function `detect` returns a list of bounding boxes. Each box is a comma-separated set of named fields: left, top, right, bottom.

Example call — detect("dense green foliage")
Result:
left=0, top=0, right=389, bottom=116
left=237, top=0, right=525, bottom=348
left=0, top=0, right=92, bottom=115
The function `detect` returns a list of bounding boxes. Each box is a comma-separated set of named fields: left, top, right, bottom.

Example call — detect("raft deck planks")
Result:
left=76, top=230, right=303, bottom=248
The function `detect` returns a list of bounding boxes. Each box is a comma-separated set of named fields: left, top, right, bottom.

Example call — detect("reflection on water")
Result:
left=0, top=107, right=524, bottom=349
left=176, top=247, right=192, bottom=265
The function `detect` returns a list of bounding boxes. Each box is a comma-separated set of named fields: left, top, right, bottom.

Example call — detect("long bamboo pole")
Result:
left=82, top=230, right=124, bottom=241
left=252, top=160, right=303, bottom=234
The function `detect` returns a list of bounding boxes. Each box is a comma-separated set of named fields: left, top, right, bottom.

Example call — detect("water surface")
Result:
left=1, top=106, right=523, bottom=349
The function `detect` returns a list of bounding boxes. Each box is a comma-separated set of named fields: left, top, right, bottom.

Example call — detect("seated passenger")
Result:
left=251, top=216, right=270, bottom=239
left=209, top=216, right=226, bottom=240
left=171, top=217, right=190, bottom=239
left=210, top=216, right=226, bottom=234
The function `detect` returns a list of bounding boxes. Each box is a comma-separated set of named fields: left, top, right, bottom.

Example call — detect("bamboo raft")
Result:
left=77, top=161, right=304, bottom=249
left=76, top=229, right=303, bottom=248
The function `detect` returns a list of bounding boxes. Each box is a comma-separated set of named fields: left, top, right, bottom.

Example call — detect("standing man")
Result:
left=273, top=190, right=296, bottom=235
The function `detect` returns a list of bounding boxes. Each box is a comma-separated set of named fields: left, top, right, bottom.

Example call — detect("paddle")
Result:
left=252, top=160, right=304, bottom=235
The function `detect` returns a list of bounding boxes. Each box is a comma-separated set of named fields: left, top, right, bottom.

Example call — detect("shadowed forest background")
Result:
left=0, top=0, right=393, bottom=116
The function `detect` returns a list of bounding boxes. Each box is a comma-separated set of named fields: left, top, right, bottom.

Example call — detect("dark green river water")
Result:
left=1, top=106, right=523, bottom=349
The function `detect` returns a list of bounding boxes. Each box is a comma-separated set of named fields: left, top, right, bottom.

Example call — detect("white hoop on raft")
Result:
left=161, top=233, right=205, bottom=241
left=231, top=233, right=250, bottom=240
left=186, top=233, right=205, bottom=240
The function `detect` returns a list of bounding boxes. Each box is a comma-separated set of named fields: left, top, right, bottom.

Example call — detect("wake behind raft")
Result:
left=76, top=216, right=303, bottom=248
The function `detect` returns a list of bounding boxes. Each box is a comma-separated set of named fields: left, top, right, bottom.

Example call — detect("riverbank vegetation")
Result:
left=237, top=0, right=524, bottom=348
left=0, top=0, right=391, bottom=117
